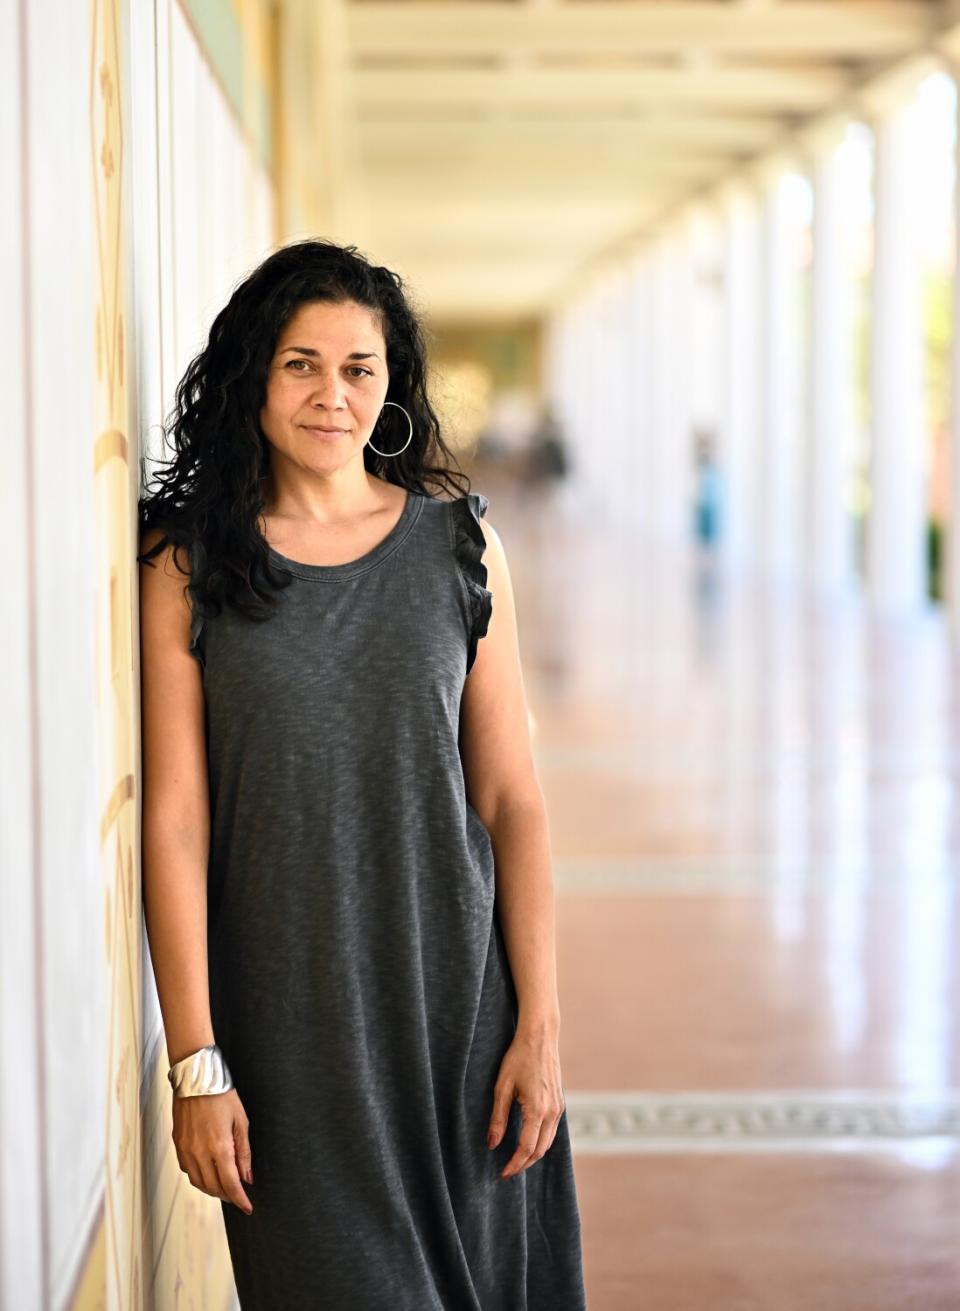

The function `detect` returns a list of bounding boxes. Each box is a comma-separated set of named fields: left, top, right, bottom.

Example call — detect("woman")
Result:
left=138, top=239, right=587, bottom=1308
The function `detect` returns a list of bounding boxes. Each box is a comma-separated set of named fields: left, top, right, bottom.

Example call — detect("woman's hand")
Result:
left=487, top=1028, right=566, bottom=1179
left=172, top=1087, right=254, bottom=1214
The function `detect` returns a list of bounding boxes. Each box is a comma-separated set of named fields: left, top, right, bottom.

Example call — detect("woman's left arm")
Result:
left=458, top=512, right=566, bottom=1179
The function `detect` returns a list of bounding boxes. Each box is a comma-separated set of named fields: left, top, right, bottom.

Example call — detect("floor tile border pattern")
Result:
left=563, top=1091, right=960, bottom=1153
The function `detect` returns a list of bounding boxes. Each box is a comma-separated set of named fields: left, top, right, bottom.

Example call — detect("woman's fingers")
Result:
left=233, top=1115, right=254, bottom=1186
left=192, top=1148, right=252, bottom=1214
left=172, top=1089, right=254, bottom=1211
left=529, top=1109, right=561, bottom=1165
left=487, top=1076, right=514, bottom=1149
left=212, top=1153, right=254, bottom=1214
left=194, top=1155, right=225, bottom=1201
left=501, top=1110, right=561, bottom=1178
left=500, top=1103, right=545, bottom=1179
left=489, top=1037, right=567, bottom=1179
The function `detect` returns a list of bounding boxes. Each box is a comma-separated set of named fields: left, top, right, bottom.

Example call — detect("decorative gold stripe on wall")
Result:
left=99, top=774, right=135, bottom=846
left=93, top=426, right=128, bottom=470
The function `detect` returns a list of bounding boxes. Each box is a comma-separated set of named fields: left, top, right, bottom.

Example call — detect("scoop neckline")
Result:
left=264, top=488, right=422, bottom=581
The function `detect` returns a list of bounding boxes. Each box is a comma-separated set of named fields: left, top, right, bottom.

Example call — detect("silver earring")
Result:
left=367, top=401, right=413, bottom=458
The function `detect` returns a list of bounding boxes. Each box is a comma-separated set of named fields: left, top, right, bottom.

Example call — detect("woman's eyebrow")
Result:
left=278, top=346, right=381, bottom=361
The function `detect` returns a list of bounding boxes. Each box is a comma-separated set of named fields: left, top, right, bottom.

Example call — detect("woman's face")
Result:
left=259, top=298, right=389, bottom=479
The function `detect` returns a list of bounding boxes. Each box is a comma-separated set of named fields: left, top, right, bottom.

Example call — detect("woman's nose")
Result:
left=309, top=373, right=347, bottom=406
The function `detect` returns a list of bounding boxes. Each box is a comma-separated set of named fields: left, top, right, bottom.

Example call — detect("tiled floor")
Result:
left=477, top=466, right=960, bottom=1310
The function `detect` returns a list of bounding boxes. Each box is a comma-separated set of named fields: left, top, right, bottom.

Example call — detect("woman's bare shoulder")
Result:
left=138, top=526, right=190, bottom=579
left=138, top=526, right=196, bottom=665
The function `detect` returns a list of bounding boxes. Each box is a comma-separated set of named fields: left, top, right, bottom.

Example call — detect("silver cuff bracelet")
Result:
left=167, top=1043, right=235, bottom=1098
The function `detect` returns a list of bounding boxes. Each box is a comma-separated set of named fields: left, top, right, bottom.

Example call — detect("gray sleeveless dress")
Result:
left=188, top=487, right=587, bottom=1310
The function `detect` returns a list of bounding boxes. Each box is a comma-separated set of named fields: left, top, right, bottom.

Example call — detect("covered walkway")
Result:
left=6, top=3, right=960, bottom=1307
left=491, top=468, right=960, bottom=1306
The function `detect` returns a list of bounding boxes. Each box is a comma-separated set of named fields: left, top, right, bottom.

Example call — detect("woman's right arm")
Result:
left=139, top=529, right=253, bottom=1215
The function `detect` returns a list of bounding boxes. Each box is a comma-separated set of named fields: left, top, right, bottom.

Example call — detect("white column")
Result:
left=552, top=308, right=579, bottom=457
left=866, top=87, right=928, bottom=615
left=554, top=294, right=592, bottom=516
left=605, top=261, right=640, bottom=531
left=672, top=221, right=698, bottom=544
left=579, top=283, right=613, bottom=519
left=1, top=2, right=44, bottom=1304
left=589, top=273, right=617, bottom=523
left=579, top=283, right=601, bottom=517
left=561, top=307, right=583, bottom=492
left=650, top=228, right=695, bottom=543
left=625, top=250, right=657, bottom=534
left=757, top=160, right=804, bottom=584
left=948, top=67, right=960, bottom=641
left=717, top=181, right=762, bottom=571
left=687, top=205, right=725, bottom=537
left=806, top=119, right=858, bottom=596
left=648, top=237, right=671, bottom=537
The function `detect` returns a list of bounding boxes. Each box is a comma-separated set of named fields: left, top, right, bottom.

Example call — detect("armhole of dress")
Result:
left=449, top=491, right=494, bottom=676
left=186, top=541, right=206, bottom=671
left=189, top=602, right=206, bottom=671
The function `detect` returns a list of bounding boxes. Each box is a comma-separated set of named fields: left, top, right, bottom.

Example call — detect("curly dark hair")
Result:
left=136, top=237, right=471, bottom=636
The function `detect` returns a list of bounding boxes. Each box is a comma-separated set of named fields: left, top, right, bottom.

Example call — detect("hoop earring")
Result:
left=367, top=401, right=413, bottom=458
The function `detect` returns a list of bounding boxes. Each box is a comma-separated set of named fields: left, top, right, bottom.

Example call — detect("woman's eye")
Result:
left=285, top=360, right=372, bottom=378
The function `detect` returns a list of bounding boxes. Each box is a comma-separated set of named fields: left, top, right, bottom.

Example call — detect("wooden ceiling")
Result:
left=276, top=0, right=960, bottom=325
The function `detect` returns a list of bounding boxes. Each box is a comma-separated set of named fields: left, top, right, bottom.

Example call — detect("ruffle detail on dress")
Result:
left=188, top=599, right=206, bottom=670
left=450, top=491, right=493, bottom=675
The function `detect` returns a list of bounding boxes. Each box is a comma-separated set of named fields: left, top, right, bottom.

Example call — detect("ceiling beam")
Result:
left=346, top=2, right=931, bottom=60
left=353, top=65, right=850, bottom=111
left=356, top=111, right=783, bottom=151
left=365, top=152, right=738, bottom=184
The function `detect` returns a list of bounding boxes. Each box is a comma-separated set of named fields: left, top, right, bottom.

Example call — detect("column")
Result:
left=650, top=227, right=695, bottom=543
left=865, top=85, right=928, bottom=614
left=757, top=159, right=804, bottom=585
left=948, top=66, right=960, bottom=640
left=624, top=249, right=657, bottom=534
left=806, top=118, right=858, bottom=596
left=606, top=261, right=641, bottom=531
left=717, top=181, right=762, bottom=571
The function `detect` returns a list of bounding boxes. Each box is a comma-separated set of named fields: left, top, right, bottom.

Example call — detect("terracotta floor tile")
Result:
left=477, top=468, right=960, bottom=1309
left=575, top=1151, right=960, bottom=1310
